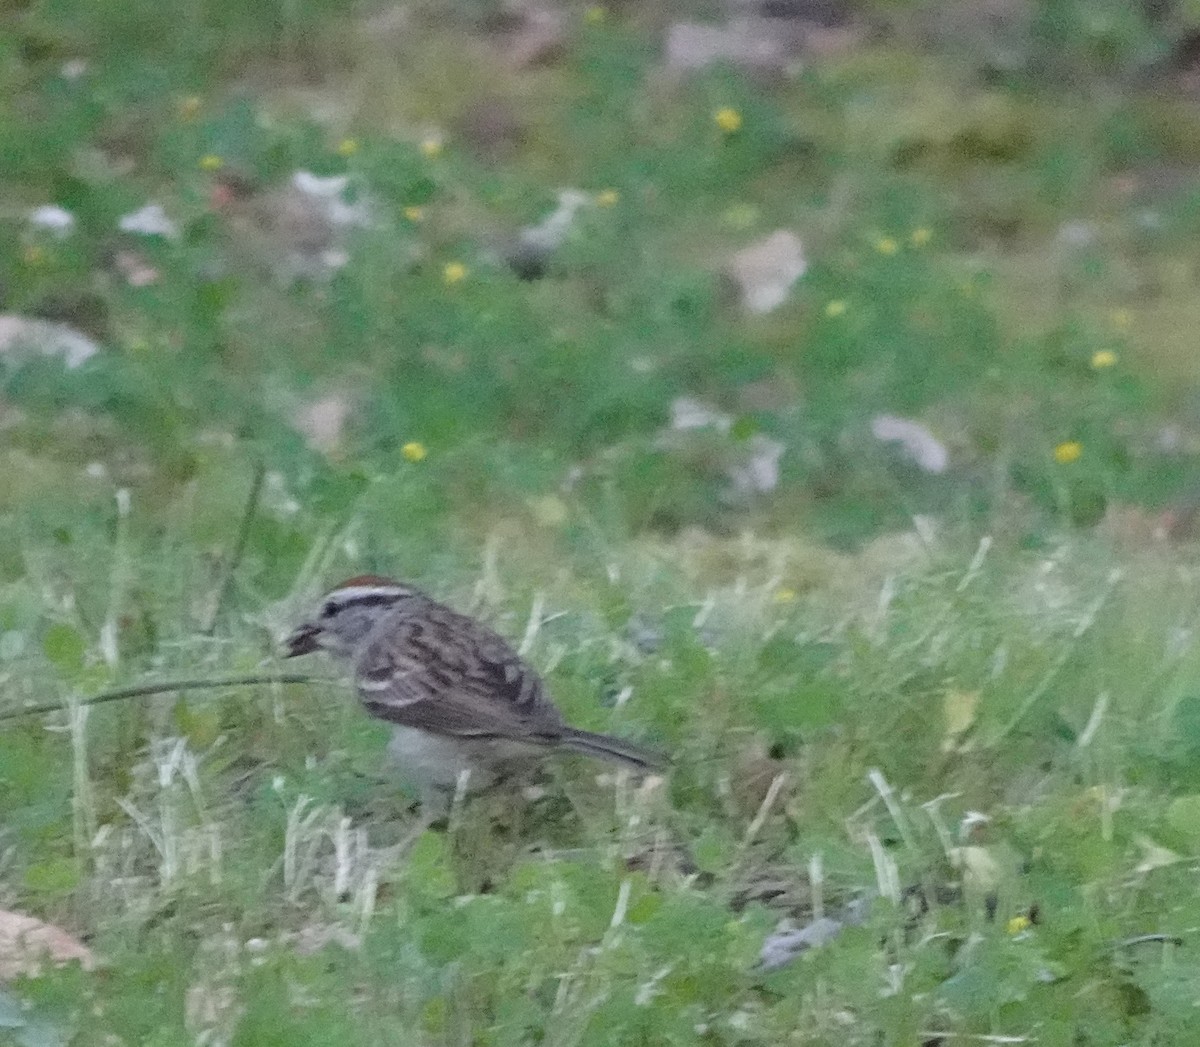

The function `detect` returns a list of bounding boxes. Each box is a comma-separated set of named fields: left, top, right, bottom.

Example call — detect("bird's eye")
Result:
left=321, top=600, right=338, bottom=618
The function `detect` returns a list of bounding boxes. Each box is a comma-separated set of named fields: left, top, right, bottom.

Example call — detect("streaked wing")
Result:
left=353, top=603, right=563, bottom=741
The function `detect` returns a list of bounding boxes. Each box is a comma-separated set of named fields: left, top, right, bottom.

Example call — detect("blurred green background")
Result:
left=6, top=0, right=1200, bottom=1043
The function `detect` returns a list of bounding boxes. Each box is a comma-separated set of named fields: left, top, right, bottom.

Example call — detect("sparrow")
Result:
left=285, top=575, right=665, bottom=813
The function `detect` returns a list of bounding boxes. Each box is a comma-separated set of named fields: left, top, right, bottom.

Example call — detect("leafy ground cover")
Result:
left=6, top=0, right=1200, bottom=1043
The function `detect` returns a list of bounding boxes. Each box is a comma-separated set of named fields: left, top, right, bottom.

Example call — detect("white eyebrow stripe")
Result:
left=330, top=586, right=407, bottom=605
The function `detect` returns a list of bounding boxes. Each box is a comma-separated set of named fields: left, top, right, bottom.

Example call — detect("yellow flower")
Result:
left=714, top=107, right=743, bottom=134
left=1054, top=441, right=1083, bottom=464
left=179, top=96, right=202, bottom=122
left=875, top=236, right=899, bottom=255
left=824, top=299, right=847, bottom=318
left=595, top=189, right=620, bottom=207
left=773, top=587, right=797, bottom=604
left=420, top=136, right=444, bottom=159
left=584, top=5, right=607, bottom=23
left=1091, top=349, right=1118, bottom=369
left=1006, top=915, right=1031, bottom=936
left=198, top=154, right=224, bottom=172
left=403, top=206, right=424, bottom=222
left=1110, top=308, right=1132, bottom=331
left=402, top=441, right=428, bottom=463
left=910, top=227, right=932, bottom=247
left=336, top=137, right=359, bottom=157
left=442, top=261, right=468, bottom=285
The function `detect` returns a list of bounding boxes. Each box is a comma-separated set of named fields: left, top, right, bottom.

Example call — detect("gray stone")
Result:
left=665, top=19, right=802, bottom=76
left=871, top=414, right=949, bottom=474
left=726, top=230, right=807, bottom=315
left=0, top=315, right=100, bottom=369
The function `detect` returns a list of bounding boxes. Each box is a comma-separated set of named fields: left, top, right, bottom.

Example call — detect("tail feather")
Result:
left=559, top=728, right=668, bottom=773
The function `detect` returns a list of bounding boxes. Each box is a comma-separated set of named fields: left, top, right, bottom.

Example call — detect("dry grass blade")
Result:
left=0, top=674, right=332, bottom=723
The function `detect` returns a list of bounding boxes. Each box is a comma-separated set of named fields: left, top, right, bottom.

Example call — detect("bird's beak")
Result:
left=284, top=622, right=322, bottom=658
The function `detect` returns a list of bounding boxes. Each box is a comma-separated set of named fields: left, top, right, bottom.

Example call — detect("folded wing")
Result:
left=353, top=604, right=565, bottom=742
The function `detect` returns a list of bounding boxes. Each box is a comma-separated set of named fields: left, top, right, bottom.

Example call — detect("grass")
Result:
left=5, top=0, right=1200, bottom=1043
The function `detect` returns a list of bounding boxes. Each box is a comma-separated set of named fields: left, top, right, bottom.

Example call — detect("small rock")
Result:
left=871, top=414, right=949, bottom=474
left=293, top=394, right=352, bottom=454
left=726, top=230, right=807, bottom=315
left=665, top=19, right=802, bottom=76
left=671, top=396, right=733, bottom=433
left=290, top=171, right=373, bottom=231
left=758, top=916, right=847, bottom=972
left=118, top=203, right=179, bottom=239
left=757, top=897, right=870, bottom=972
left=727, top=434, right=785, bottom=496
left=0, top=908, right=94, bottom=981
left=0, top=315, right=100, bottom=369
left=27, top=204, right=75, bottom=237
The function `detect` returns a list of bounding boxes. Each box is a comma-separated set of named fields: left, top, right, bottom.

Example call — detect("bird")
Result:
left=284, top=575, right=666, bottom=814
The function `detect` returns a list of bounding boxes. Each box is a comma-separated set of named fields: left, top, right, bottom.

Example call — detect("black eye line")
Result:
left=354, top=593, right=403, bottom=608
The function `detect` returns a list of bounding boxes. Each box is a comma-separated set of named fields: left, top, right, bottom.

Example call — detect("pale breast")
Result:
left=385, top=725, right=541, bottom=792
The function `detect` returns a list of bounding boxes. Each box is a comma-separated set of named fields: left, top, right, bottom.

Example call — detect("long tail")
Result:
left=559, top=728, right=669, bottom=772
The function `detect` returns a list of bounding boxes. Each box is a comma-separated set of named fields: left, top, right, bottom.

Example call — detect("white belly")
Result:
left=385, top=726, right=544, bottom=812
left=387, top=726, right=484, bottom=791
